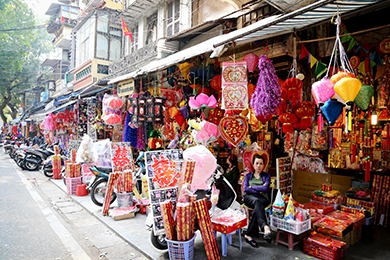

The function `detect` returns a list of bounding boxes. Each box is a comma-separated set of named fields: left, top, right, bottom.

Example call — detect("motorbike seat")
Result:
left=95, top=166, right=112, bottom=174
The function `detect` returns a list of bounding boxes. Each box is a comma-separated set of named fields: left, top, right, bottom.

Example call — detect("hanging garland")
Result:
left=250, top=55, right=281, bottom=117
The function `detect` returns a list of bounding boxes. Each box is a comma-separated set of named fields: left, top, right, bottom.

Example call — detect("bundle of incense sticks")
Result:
left=194, top=199, right=220, bottom=260
left=189, top=194, right=197, bottom=239
left=51, top=154, right=62, bottom=179
left=161, top=200, right=176, bottom=240
left=102, top=172, right=120, bottom=215
left=71, top=149, right=77, bottom=163
left=65, top=161, right=81, bottom=178
left=176, top=202, right=193, bottom=241
left=176, top=159, right=196, bottom=203
left=54, top=145, right=60, bottom=155
left=116, top=172, right=124, bottom=193
left=123, top=169, right=132, bottom=193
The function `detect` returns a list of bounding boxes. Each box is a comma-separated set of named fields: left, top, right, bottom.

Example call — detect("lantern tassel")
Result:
left=330, top=129, right=334, bottom=149
left=348, top=110, right=352, bottom=132
left=318, top=113, right=322, bottom=133
left=364, top=118, right=367, bottom=136
left=345, top=112, right=349, bottom=134
left=365, top=157, right=370, bottom=183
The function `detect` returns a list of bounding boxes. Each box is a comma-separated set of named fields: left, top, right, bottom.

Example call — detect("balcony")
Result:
left=73, top=58, right=112, bottom=91
left=46, top=17, right=77, bottom=34
left=109, top=41, right=158, bottom=76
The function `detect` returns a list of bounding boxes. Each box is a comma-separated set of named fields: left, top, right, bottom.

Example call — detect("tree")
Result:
left=0, top=0, right=52, bottom=124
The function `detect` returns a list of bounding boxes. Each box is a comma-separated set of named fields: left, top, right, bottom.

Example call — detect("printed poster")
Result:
left=145, top=149, right=183, bottom=235
left=110, top=142, right=134, bottom=172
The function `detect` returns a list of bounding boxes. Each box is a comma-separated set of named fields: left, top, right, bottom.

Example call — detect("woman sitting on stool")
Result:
left=243, top=153, right=272, bottom=247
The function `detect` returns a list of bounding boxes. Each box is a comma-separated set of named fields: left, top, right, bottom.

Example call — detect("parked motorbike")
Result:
left=22, top=143, right=55, bottom=171
left=148, top=165, right=238, bottom=250
left=40, top=155, right=67, bottom=178
left=88, top=166, right=117, bottom=207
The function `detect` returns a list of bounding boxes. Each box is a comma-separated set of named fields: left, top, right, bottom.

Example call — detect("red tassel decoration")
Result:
left=365, top=157, right=370, bottom=183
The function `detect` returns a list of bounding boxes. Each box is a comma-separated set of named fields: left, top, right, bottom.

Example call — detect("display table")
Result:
left=211, top=217, right=247, bottom=256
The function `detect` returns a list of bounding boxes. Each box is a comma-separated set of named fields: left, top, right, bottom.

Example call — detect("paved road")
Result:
left=0, top=151, right=147, bottom=260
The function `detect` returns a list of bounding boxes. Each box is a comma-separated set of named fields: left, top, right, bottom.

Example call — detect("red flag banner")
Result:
left=121, top=17, right=133, bottom=43
left=299, top=44, right=310, bottom=60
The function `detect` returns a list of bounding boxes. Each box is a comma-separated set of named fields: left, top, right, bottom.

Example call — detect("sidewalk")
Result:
left=51, top=179, right=390, bottom=260
left=50, top=179, right=312, bottom=260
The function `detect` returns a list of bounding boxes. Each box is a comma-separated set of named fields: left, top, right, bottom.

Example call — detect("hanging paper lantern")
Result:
left=278, top=77, right=284, bottom=86
left=311, top=78, right=335, bottom=106
left=179, top=106, right=188, bottom=118
left=295, top=106, right=315, bottom=129
left=196, top=87, right=212, bottom=95
left=256, top=113, right=273, bottom=124
left=334, top=77, right=362, bottom=104
left=243, top=53, right=258, bottom=73
left=179, top=62, right=191, bottom=79
left=330, top=70, right=355, bottom=84
left=321, top=98, right=344, bottom=125
left=247, top=83, right=255, bottom=100
left=168, top=65, right=177, bottom=74
left=197, top=64, right=216, bottom=81
left=210, top=75, right=222, bottom=91
left=354, top=84, right=374, bottom=111
left=279, top=113, right=298, bottom=133
left=103, top=114, right=122, bottom=125
left=189, top=93, right=217, bottom=110
left=334, top=77, right=362, bottom=132
left=300, top=101, right=316, bottom=110
left=106, top=96, right=124, bottom=109
left=283, top=78, right=303, bottom=100
left=188, top=65, right=198, bottom=82
left=168, top=77, right=175, bottom=87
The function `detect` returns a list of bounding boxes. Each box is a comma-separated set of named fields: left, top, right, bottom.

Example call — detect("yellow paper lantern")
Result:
left=334, top=77, right=361, bottom=132
left=179, top=62, right=191, bottom=79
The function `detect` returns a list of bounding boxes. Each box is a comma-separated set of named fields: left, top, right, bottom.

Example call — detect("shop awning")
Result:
left=28, top=100, right=77, bottom=120
left=108, top=0, right=382, bottom=85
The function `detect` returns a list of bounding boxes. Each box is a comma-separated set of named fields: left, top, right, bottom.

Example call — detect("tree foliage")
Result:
left=0, top=0, right=52, bottom=124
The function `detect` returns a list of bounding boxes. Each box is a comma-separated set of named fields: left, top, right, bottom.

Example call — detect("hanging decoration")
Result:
left=145, top=96, right=166, bottom=123
left=311, top=78, right=335, bottom=132
left=103, top=93, right=124, bottom=125
left=322, top=98, right=344, bottom=126
left=250, top=55, right=281, bottom=118
left=189, top=93, right=217, bottom=110
left=129, top=96, right=146, bottom=124
left=77, top=100, right=88, bottom=137
left=179, top=62, right=191, bottom=79
left=221, top=61, right=248, bottom=110
left=279, top=112, right=298, bottom=133
left=294, top=105, right=315, bottom=130
left=207, top=107, right=224, bottom=126
left=354, top=84, right=375, bottom=111
left=210, top=75, right=222, bottom=91
left=243, top=53, right=259, bottom=73
left=219, top=115, right=248, bottom=147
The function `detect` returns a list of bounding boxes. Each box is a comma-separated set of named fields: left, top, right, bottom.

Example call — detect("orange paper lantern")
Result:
left=330, top=71, right=355, bottom=84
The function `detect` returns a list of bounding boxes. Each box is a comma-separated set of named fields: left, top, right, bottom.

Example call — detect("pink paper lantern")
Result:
left=311, top=78, right=335, bottom=106
left=243, top=53, right=259, bottom=73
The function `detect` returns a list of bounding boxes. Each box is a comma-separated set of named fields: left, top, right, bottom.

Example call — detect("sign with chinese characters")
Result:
left=145, top=149, right=183, bottom=235
left=117, top=78, right=135, bottom=97
left=110, top=142, right=133, bottom=172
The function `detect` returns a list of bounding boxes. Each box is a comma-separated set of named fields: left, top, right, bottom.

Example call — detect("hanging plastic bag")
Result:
left=211, top=184, right=220, bottom=205
left=76, top=134, right=97, bottom=163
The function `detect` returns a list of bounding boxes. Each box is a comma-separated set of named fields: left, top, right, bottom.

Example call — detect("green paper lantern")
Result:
left=354, top=84, right=374, bottom=111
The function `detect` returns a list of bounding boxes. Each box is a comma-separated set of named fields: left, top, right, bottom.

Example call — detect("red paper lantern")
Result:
left=107, top=96, right=124, bottom=108
left=196, top=87, right=211, bottom=95
left=210, top=75, right=222, bottom=91
left=283, top=78, right=303, bottom=100
left=256, top=113, right=273, bottom=124
left=295, top=106, right=315, bottom=129
left=278, top=77, right=284, bottom=86
left=243, top=53, right=258, bottom=73
left=248, top=83, right=255, bottom=100
left=279, top=113, right=298, bottom=133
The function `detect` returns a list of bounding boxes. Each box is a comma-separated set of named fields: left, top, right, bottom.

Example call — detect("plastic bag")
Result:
left=183, top=145, right=217, bottom=190
left=94, top=139, right=112, bottom=167
left=210, top=208, right=246, bottom=226
left=76, top=134, right=97, bottom=163
left=211, top=184, right=220, bottom=205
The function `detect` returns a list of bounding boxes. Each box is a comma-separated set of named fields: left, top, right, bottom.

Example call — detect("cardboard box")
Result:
left=293, top=171, right=351, bottom=204
left=111, top=211, right=135, bottom=221
left=351, top=226, right=362, bottom=245
left=331, top=231, right=351, bottom=249
left=211, top=218, right=247, bottom=234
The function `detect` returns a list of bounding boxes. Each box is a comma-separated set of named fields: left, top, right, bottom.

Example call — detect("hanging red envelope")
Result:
left=219, top=115, right=248, bottom=147
left=222, top=61, right=248, bottom=110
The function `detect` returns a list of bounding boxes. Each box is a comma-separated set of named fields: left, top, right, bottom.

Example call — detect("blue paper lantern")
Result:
left=188, top=65, right=198, bottom=82
left=168, top=77, right=175, bottom=87
left=168, top=65, right=177, bottom=74
left=322, top=98, right=344, bottom=125
left=197, top=64, right=216, bottom=81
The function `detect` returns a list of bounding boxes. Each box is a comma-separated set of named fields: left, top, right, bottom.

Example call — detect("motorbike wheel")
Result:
left=24, top=155, right=41, bottom=171
left=90, top=178, right=117, bottom=207
left=44, top=168, right=53, bottom=178
left=150, top=232, right=168, bottom=250
left=16, top=157, right=26, bottom=170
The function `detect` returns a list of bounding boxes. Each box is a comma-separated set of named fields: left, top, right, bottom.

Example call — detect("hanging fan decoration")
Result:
left=250, top=55, right=281, bottom=118
left=103, top=93, right=124, bottom=125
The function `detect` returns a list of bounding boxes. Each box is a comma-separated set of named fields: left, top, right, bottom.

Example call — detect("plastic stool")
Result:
left=214, top=229, right=242, bottom=257
left=275, top=229, right=300, bottom=250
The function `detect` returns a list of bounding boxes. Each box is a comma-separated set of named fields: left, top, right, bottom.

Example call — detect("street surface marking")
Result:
left=13, top=166, right=92, bottom=260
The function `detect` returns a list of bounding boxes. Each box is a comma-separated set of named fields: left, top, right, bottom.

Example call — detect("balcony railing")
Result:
left=109, top=41, right=158, bottom=75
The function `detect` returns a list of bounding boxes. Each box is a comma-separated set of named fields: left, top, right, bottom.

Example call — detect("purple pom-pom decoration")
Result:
left=250, top=55, right=281, bottom=117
